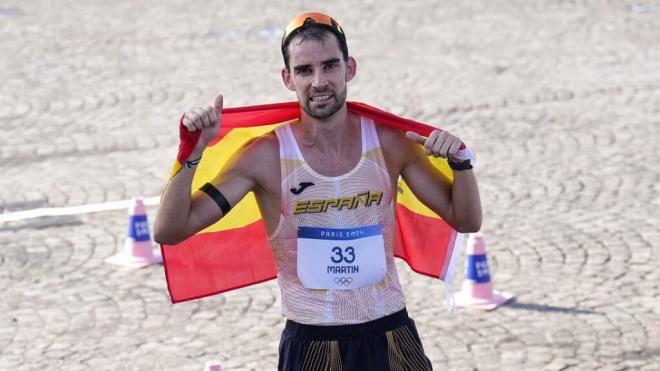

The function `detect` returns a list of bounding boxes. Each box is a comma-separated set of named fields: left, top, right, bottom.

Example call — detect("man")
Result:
left=155, top=12, right=481, bottom=371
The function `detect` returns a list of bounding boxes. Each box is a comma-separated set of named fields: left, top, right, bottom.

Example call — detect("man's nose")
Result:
left=311, top=70, right=328, bottom=88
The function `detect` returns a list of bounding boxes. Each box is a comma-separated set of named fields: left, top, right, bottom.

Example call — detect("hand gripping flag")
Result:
left=161, top=101, right=468, bottom=303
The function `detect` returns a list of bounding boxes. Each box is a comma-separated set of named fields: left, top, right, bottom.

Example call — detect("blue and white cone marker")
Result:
left=454, top=232, right=513, bottom=310
left=106, top=197, right=162, bottom=268
left=204, top=361, right=223, bottom=371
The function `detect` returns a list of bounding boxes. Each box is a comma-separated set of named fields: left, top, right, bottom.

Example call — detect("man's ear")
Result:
left=345, top=57, right=357, bottom=82
left=281, top=67, right=296, bottom=91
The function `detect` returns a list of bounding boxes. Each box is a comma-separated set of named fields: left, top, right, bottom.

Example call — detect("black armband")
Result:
left=200, top=183, right=231, bottom=215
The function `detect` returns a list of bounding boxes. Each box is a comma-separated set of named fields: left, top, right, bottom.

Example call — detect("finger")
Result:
left=427, top=130, right=442, bottom=156
left=405, top=131, right=426, bottom=145
left=436, top=132, right=452, bottom=157
left=196, top=107, right=212, bottom=128
left=181, top=113, right=196, bottom=132
left=214, top=95, right=224, bottom=122
left=208, top=107, right=217, bottom=126
left=429, top=131, right=442, bottom=156
left=183, top=112, right=201, bottom=131
left=204, top=107, right=215, bottom=128
left=192, top=107, right=210, bottom=128
left=214, top=94, right=224, bottom=112
left=447, top=138, right=462, bottom=158
left=190, top=110, right=206, bottom=131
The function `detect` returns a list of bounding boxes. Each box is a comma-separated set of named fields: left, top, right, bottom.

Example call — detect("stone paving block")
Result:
left=1, top=0, right=660, bottom=369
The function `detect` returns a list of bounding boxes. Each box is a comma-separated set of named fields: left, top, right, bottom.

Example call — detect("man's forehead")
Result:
left=287, top=34, right=343, bottom=64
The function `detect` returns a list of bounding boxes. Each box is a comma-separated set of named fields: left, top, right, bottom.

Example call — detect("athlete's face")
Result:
left=282, top=34, right=356, bottom=120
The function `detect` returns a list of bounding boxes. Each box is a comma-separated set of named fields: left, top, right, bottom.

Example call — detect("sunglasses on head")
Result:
left=281, top=12, right=345, bottom=47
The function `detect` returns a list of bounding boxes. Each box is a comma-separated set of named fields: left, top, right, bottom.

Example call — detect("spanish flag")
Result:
left=161, top=102, right=464, bottom=303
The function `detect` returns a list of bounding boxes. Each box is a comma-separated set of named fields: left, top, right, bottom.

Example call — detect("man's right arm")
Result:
left=154, top=157, right=257, bottom=244
left=153, top=95, right=257, bottom=245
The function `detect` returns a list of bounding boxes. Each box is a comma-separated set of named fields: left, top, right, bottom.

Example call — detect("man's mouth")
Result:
left=310, top=94, right=333, bottom=103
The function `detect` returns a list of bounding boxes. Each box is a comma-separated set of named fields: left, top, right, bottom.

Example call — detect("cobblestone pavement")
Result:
left=1, top=0, right=659, bottom=370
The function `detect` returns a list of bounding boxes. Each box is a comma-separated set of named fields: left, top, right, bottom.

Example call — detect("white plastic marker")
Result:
left=0, top=196, right=160, bottom=223
left=106, top=197, right=162, bottom=268
left=204, top=361, right=223, bottom=371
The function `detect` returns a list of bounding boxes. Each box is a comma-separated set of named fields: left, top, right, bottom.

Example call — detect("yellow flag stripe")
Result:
left=175, top=124, right=454, bottom=232
left=193, top=122, right=287, bottom=233
left=396, top=155, right=454, bottom=218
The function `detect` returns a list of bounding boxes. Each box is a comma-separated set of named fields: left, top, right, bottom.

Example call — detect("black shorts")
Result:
left=278, top=308, right=433, bottom=371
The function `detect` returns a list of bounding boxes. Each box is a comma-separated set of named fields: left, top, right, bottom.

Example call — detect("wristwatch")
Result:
left=448, top=159, right=473, bottom=171
left=448, top=148, right=475, bottom=171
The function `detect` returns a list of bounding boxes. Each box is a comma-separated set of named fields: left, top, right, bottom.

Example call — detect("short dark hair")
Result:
left=281, top=24, right=349, bottom=70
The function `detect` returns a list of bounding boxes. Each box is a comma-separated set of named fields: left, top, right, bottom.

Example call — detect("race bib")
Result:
left=297, top=225, right=387, bottom=290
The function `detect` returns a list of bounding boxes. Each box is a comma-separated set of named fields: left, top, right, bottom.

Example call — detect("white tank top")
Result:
left=270, top=116, right=406, bottom=325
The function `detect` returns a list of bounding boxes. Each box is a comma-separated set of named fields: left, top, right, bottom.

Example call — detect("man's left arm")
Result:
left=400, top=130, right=482, bottom=233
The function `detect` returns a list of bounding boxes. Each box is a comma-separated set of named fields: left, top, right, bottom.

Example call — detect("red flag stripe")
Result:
left=215, top=101, right=465, bottom=149
left=161, top=220, right=276, bottom=303
left=162, top=101, right=462, bottom=303
left=394, top=203, right=457, bottom=279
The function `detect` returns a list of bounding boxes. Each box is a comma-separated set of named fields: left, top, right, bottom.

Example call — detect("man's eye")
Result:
left=324, top=63, right=337, bottom=70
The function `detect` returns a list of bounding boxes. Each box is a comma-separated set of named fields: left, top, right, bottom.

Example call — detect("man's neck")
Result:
left=296, top=104, right=359, bottom=154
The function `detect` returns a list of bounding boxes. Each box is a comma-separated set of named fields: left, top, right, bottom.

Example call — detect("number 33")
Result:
left=331, top=246, right=355, bottom=264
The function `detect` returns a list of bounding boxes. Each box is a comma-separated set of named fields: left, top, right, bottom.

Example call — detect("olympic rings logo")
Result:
left=334, top=277, right=353, bottom=286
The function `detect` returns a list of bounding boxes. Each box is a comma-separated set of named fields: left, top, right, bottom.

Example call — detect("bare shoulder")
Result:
left=230, top=131, right=279, bottom=176
left=375, top=123, right=417, bottom=174
left=374, top=123, right=403, bottom=145
left=241, top=131, right=279, bottom=158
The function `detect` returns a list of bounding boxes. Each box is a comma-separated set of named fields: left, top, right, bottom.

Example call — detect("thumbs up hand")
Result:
left=178, top=95, right=223, bottom=163
left=405, top=130, right=463, bottom=162
left=182, top=95, right=223, bottom=131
